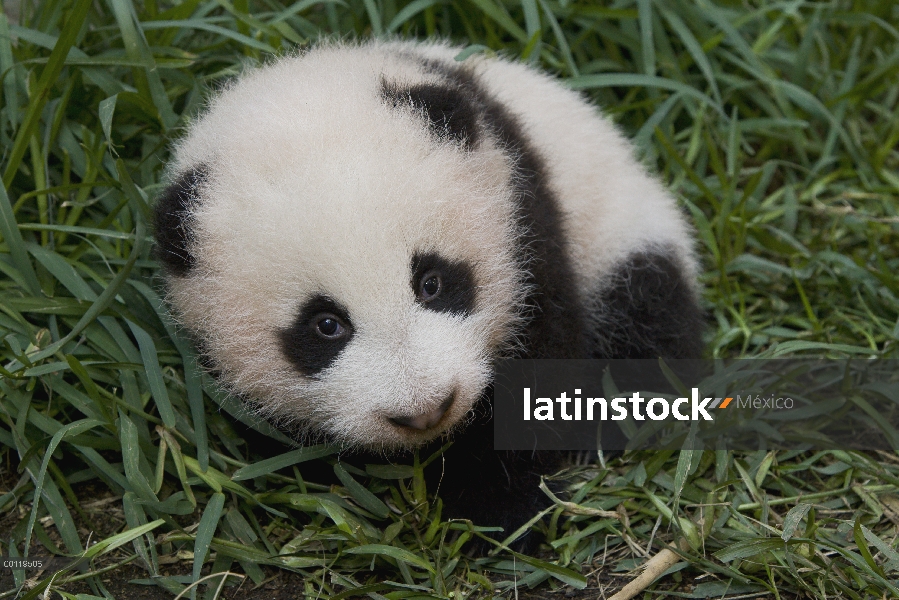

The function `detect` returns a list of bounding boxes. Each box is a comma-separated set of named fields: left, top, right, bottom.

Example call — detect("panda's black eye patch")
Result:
left=411, top=252, right=475, bottom=316
left=279, top=295, right=353, bottom=376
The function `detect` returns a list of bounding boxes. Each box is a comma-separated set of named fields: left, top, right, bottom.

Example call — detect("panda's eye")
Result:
left=418, top=272, right=442, bottom=301
left=314, top=314, right=347, bottom=339
left=410, top=252, right=475, bottom=316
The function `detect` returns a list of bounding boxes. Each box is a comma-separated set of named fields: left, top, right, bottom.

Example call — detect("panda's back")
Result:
left=396, top=41, right=698, bottom=294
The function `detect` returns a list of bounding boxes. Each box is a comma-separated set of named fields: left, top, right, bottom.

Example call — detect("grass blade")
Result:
left=0, top=183, right=41, bottom=295
left=193, top=492, right=226, bottom=599
left=2, top=0, right=93, bottom=187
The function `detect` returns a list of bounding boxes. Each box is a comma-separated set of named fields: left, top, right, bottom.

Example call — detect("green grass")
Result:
left=1, top=0, right=898, bottom=598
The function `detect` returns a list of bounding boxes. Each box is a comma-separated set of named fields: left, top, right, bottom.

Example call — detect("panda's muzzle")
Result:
left=388, top=394, right=455, bottom=431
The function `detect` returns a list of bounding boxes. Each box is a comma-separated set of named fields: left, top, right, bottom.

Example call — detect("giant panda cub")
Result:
left=154, top=40, right=704, bottom=545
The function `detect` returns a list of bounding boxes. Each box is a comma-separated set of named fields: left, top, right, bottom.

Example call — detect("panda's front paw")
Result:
left=440, top=486, right=545, bottom=556
left=432, top=447, right=561, bottom=556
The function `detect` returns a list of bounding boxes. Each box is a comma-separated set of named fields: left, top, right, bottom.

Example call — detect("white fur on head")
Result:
left=164, top=42, right=526, bottom=451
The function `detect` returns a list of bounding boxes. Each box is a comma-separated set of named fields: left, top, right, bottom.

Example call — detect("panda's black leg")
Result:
left=587, top=248, right=705, bottom=360
left=436, top=249, right=704, bottom=554
left=432, top=413, right=556, bottom=554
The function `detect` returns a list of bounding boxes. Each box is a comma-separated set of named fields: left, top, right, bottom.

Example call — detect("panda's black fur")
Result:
left=153, top=40, right=704, bottom=552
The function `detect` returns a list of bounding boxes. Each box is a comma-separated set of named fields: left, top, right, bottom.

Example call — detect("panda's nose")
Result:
left=388, top=394, right=454, bottom=430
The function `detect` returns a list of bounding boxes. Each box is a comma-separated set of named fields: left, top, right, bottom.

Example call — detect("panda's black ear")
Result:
left=382, top=80, right=480, bottom=149
left=153, top=165, right=208, bottom=277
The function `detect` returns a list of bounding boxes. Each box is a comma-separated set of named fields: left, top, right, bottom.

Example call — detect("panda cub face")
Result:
left=155, top=45, right=526, bottom=451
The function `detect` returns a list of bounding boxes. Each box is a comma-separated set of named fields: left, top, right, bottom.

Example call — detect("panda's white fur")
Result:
left=155, top=40, right=700, bottom=455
